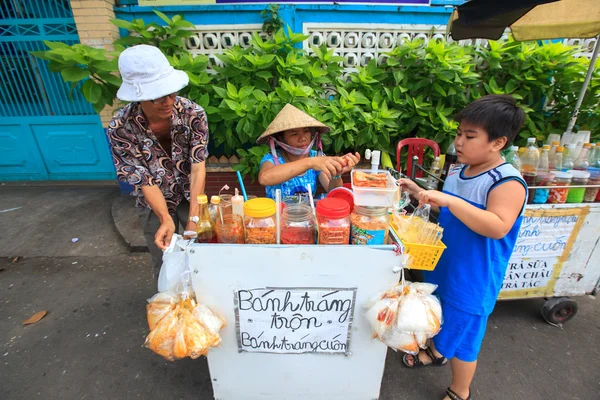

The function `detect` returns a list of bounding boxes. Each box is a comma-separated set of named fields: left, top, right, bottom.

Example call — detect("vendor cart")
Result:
left=188, top=244, right=402, bottom=400
left=497, top=203, right=600, bottom=325
left=405, top=158, right=600, bottom=325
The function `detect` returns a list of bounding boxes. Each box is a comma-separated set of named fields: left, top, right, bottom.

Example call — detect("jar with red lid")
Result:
left=316, top=198, right=351, bottom=245
left=281, top=203, right=316, bottom=244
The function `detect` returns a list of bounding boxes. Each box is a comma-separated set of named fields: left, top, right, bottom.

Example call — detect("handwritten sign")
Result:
left=234, top=287, right=356, bottom=354
left=501, top=213, right=579, bottom=292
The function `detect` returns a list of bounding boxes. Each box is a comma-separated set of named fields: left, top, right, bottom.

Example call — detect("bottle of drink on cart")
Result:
left=521, top=138, right=540, bottom=204
left=438, top=142, right=458, bottom=190
left=574, top=143, right=593, bottom=170
left=427, top=156, right=442, bottom=190
left=592, top=143, right=600, bottom=168
left=562, top=143, right=576, bottom=171
left=505, top=146, right=522, bottom=173
left=548, top=141, right=560, bottom=167
left=554, top=146, right=564, bottom=171
left=208, top=195, right=221, bottom=223
left=539, top=145, right=550, bottom=172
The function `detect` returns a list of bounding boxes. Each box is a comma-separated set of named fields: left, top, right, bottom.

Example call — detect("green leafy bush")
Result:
left=31, top=11, right=599, bottom=178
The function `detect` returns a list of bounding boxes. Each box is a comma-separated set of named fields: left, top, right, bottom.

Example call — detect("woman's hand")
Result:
left=183, top=221, right=198, bottom=240
left=419, top=190, right=455, bottom=208
left=310, top=156, right=344, bottom=180
left=340, top=152, right=361, bottom=174
left=154, top=218, right=176, bottom=250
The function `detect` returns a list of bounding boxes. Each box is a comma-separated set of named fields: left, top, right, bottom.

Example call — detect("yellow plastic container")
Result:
left=389, top=221, right=446, bottom=271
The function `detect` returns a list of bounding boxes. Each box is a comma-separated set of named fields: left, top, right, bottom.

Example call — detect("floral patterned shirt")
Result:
left=107, top=97, right=209, bottom=213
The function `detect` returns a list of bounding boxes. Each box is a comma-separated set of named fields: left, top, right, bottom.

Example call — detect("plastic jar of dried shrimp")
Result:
left=243, top=198, right=276, bottom=244
left=350, top=206, right=390, bottom=245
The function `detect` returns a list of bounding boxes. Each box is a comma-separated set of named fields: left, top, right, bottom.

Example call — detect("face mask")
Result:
left=268, top=133, right=323, bottom=165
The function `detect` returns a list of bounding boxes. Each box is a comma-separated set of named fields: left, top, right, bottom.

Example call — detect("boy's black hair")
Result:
left=454, top=95, right=526, bottom=150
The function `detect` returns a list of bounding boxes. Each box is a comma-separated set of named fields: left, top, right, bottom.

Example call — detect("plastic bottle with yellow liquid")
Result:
left=196, top=194, right=217, bottom=243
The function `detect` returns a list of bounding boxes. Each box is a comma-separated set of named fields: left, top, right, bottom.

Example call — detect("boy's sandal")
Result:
left=402, top=347, right=448, bottom=368
left=446, top=387, right=471, bottom=400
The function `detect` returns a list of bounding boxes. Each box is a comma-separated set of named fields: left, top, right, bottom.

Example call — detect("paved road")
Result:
left=0, top=187, right=598, bottom=399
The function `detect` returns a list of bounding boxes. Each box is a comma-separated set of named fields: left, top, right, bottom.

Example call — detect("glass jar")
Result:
left=281, top=204, right=316, bottom=244
left=548, top=171, right=572, bottom=204
left=216, top=214, right=245, bottom=244
left=243, top=198, right=277, bottom=244
left=316, top=198, right=351, bottom=245
left=532, top=172, right=555, bottom=204
left=350, top=206, right=390, bottom=245
left=219, top=194, right=233, bottom=216
left=567, top=170, right=590, bottom=203
left=585, top=168, right=600, bottom=202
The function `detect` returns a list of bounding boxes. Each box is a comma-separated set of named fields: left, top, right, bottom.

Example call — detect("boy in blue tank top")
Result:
left=400, top=95, right=527, bottom=400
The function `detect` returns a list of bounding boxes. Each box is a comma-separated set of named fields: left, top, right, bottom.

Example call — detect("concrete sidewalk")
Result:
left=0, top=185, right=599, bottom=400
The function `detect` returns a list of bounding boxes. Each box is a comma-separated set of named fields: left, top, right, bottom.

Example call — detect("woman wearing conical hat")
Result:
left=257, top=104, right=360, bottom=200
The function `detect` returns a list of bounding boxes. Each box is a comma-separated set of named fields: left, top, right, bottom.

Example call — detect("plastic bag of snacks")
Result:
left=364, top=278, right=442, bottom=354
left=144, top=274, right=225, bottom=361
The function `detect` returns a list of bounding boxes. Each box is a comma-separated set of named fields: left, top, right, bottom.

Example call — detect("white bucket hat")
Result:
left=116, top=44, right=189, bottom=102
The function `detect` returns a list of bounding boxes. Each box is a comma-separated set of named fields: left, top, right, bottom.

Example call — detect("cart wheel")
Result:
left=541, top=297, right=578, bottom=325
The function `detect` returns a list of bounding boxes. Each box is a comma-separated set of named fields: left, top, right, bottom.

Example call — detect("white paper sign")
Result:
left=234, top=287, right=357, bottom=354
left=501, top=214, right=579, bottom=291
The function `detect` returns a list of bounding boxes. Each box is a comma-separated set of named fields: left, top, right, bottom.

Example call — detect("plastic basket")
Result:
left=389, top=224, right=446, bottom=271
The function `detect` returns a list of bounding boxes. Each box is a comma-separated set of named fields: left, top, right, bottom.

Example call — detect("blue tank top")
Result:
left=423, top=163, right=527, bottom=316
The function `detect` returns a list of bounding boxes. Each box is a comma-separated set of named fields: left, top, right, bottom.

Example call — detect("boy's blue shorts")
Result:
left=432, top=298, right=489, bottom=362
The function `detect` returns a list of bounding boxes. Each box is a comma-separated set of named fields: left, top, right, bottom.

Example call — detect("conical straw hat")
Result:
left=256, top=104, right=330, bottom=144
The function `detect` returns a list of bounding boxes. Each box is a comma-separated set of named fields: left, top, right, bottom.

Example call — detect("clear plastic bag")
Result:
left=364, top=278, right=443, bottom=353
left=157, top=234, right=194, bottom=293
left=144, top=257, right=226, bottom=361
left=365, top=297, right=401, bottom=339
left=382, top=329, right=419, bottom=355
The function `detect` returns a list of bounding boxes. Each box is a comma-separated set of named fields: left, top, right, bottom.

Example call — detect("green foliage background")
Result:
left=32, top=10, right=600, bottom=178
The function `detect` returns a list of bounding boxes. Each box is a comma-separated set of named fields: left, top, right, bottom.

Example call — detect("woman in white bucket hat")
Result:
left=257, top=104, right=360, bottom=200
left=107, top=44, right=209, bottom=280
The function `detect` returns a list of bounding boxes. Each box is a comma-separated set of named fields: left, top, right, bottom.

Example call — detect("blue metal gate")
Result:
left=0, top=0, right=115, bottom=181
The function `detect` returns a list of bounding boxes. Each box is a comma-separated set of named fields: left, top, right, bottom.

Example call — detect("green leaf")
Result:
left=110, top=19, right=133, bottom=30
left=114, top=36, right=147, bottom=46
left=225, top=99, right=241, bottom=111
left=253, top=89, right=268, bottom=102
left=433, top=83, right=447, bottom=97
left=92, top=98, right=107, bottom=114
left=43, top=41, right=70, bottom=50
left=226, top=82, right=238, bottom=98
left=92, top=59, right=118, bottom=72
left=256, top=71, right=273, bottom=80
left=81, top=79, right=102, bottom=103
left=60, top=66, right=90, bottom=82
left=97, top=72, right=122, bottom=86
left=213, top=86, right=228, bottom=99
left=153, top=10, right=171, bottom=25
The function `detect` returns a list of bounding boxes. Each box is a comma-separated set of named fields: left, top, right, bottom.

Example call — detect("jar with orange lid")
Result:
left=244, top=198, right=277, bottom=244
left=316, top=198, right=351, bottom=245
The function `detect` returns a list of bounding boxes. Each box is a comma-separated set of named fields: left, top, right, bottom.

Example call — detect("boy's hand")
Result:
left=398, top=178, right=424, bottom=200
left=419, top=190, right=455, bottom=208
